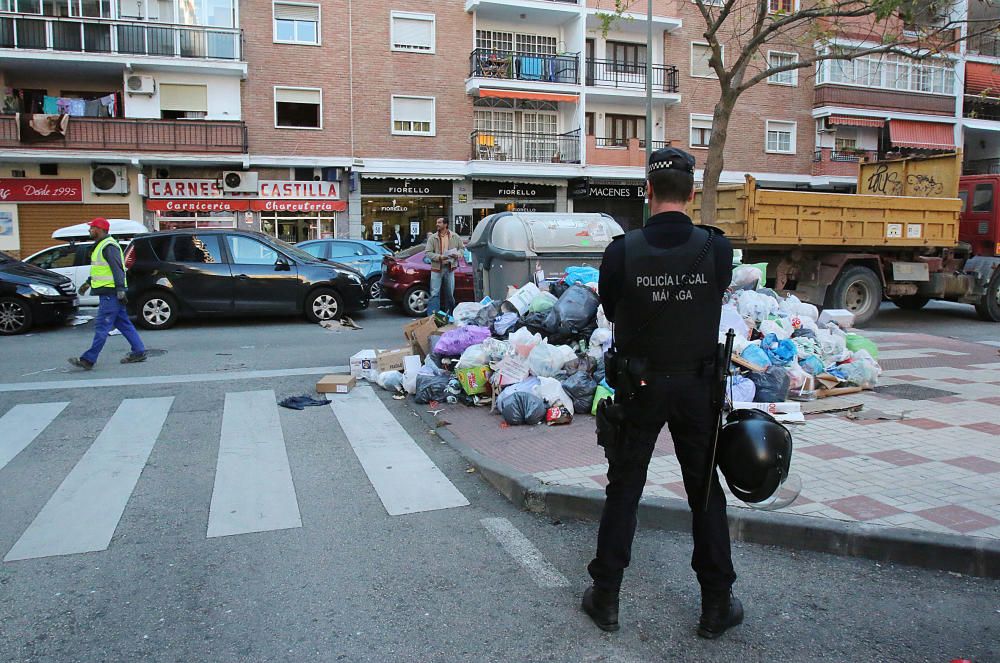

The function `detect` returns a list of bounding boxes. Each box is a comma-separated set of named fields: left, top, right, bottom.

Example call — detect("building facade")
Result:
left=1, top=0, right=996, bottom=255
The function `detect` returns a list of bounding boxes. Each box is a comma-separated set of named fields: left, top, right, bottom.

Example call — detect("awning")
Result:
left=361, top=173, right=463, bottom=180
left=888, top=119, right=955, bottom=150
left=965, top=61, right=1000, bottom=97
left=828, top=114, right=884, bottom=128
left=479, top=89, right=579, bottom=104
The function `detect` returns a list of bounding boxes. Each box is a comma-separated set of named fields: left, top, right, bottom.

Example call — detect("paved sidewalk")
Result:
left=425, top=332, right=1000, bottom=544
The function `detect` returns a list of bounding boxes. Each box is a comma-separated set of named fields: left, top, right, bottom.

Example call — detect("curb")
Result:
left=410, top=403, right=1000, bottom=580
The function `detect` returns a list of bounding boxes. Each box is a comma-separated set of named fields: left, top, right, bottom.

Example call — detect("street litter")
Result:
left=278, top=395, right=331, bottom=410
left=320, top=317, right=362, bottom=332
left=109, top=329, right=122, bottom=336
left=373, top=256, right=883, bottom=428
left=66, top=315, right=93, bottom=326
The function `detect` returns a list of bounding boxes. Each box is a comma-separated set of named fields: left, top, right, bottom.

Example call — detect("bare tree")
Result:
left=597, top=0, right=1000, bottom=223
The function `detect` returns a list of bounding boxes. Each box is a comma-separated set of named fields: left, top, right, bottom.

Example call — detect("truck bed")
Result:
left=691, top=176, right=961, bottom=249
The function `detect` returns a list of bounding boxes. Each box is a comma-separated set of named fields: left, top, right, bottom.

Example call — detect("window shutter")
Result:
left=275, top=88, right=321, bottom=104
left=393, top=96, right=432, bottom=122
left=274, top=3, right=318, bottom=22
left=393, top=16, right=433, bottom=50
left=159, top=84, right=208, bottom=112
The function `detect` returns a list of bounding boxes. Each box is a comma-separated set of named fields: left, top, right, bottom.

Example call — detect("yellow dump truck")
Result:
left=692, top=153, right=1000, bottom=325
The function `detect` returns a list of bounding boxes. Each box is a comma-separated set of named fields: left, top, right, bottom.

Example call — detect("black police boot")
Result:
left=581, top=585, right=620, bottom=632
left=697, top=590, right=744, bottom=639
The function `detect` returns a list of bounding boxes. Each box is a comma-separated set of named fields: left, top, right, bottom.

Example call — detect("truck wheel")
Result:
left=825, top=265, right=883, bottom=327
left=890, top=295, right=929, bottom=311
left=974, top=270, right=1000, bottom=322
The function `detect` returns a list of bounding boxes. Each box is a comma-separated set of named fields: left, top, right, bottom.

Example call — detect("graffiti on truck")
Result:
left=865, top=164, right=903, bottom=196
left=906, top=174, right=944, bottom=197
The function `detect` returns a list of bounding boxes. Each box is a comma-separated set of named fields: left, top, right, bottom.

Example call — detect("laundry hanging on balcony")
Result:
left=42, top=94, right=117, bottom=118
left=17, top=113, right=69, bottom=144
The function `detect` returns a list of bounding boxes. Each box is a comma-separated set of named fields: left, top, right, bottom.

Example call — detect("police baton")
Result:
left=701, top=328, right=735, bottom=513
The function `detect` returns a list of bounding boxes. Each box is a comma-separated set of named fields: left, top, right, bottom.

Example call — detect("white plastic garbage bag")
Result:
left=759, top=318, right=792, bottom=340
left=735, top=290, right=779, bottom=322
left=453, top=301, right=484, bottom=326
left=730, top=264, right=763, bottom=289
left=509, top=327, right=542, bottom=358
left=377, top=370, right=405, bottom=393
left=505, top=282, right=541, bottom=316
left=456, top=343, right=489, bottom=370
left=719, top=305, right=750, bottom=339
left=528, top=341, right=563, bottom=377
left=536, top=376, right=575, bottom=416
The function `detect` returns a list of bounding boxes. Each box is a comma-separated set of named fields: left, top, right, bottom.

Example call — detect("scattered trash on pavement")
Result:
left=278, top=395, right=331, bottom=410
left=66, top=315, right=93, bottom=326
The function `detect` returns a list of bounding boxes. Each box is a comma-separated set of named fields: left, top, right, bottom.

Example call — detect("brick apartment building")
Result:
left=1, top=0, right=998, bottom=256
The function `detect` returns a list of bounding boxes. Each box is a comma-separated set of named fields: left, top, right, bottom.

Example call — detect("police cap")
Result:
left=647, top=146, right=696, bottom=175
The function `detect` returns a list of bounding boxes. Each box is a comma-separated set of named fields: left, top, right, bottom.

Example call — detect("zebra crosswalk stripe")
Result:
left=0, top=402, right=68, bottom=472
left=4, top=397, right=174, bottom=562
left=330, top=385, right=469, bottom=516
left=207, top=390, right=302, bottom=538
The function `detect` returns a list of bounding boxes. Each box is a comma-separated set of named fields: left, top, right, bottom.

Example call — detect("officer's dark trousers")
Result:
left=588, top=372, right=736, bottom=594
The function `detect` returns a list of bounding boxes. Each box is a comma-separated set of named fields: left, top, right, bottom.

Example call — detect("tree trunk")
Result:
left=699, top=91, right=738, bottom=226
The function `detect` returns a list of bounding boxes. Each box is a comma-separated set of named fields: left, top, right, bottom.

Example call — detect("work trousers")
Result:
left=427, top=268, right=455, bottom=317
left=82, top=295, right=145, bottom=365
left=588, top=372, right=736, bottom=594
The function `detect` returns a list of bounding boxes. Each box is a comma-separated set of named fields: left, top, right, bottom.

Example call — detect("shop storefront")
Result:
left=146, top=179, right=346, bottom=241
left=471, top=180, right=559, bottom=230
left=569, top=178, right=645, bottom=232
left=361, top=178, right=453, bottom=249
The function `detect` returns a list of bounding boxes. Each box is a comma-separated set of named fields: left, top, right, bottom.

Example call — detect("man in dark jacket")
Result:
left=68, top=218, right=146, bottom=369
left=582, top=148, right=741, bottom=639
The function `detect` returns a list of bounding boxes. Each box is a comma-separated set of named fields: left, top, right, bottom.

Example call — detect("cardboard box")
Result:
left=817, top=308, right=855, bottom=329
left=403, top=317, right=439, bottom=356
left=376, top=348, right=410, bottom=373
left=316, top=374, right=356, bottom=394
left=350, top=349, right=378, bottom=381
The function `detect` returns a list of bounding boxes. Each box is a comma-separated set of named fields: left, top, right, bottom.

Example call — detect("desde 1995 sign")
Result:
left=0, top=178, right=83, bottom=202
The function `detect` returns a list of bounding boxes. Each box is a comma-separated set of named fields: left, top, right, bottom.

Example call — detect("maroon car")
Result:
left=381, top=247, right=474, bottom=316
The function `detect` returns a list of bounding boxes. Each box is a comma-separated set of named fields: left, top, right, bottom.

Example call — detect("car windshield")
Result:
left=271, top=237, right=324, bottom=263
left=373, top=243, right=392, bottom=256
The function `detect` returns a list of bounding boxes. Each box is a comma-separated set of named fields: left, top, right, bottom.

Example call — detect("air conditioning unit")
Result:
left=222, top=171, right=259, bottom=193
left=91, top=164, right=129, bottom=195
left=125, top=75, right=155, bottom=96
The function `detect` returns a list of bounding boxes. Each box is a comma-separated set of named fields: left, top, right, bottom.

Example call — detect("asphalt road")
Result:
left=0, top=304, right=997, bottom=662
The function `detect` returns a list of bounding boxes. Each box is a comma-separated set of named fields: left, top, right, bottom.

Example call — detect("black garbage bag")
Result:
left=749, top=366, right=790, bottom=403
left=473, top=301, right=503, bottom=328
left=414, top=372, right=451, bottom=404
left=518, top=309, right=559, bottom=336
left=562, top=372, right=598, bottom=414
left=500, top=391, right=547, bottom=426
left=555, top=284, right=600, bottom=335
left=550, top=280, right=569, bottom=298
left=791, top=327, right=817, bottom=341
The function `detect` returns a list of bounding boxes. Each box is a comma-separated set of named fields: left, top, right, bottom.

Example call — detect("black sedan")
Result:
left=124, top=229, right=368, bottom=330
left=0, top=250, right=78, bottom=335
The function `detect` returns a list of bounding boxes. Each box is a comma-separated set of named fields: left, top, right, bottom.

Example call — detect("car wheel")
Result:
left=136, top=291, right=179, bottom=330
left=368, top=276, right=383, bottom=301
left=974, top=269, right=1000, bottom=322
left=402, top=286, right=429, bottom=317
left=306, top=288, right=343, bottom=322
left=824, top=265, right=883, bottom=327
left=0, top=296, right=32, bottom=335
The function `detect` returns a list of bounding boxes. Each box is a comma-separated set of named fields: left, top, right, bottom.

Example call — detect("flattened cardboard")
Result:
left=376, top=348, right=410, bottom=373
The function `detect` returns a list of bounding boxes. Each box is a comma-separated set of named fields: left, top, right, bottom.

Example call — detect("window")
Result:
left=816, top=50, right=954, bottom=95
left=767, top=51, right=798, bottom=86
left=524, top=112, right=558, bottom=161
left=690, top=114, right=713, bottom=148
left=766, top=120, right=796, bottom=153
left=834, top=137, right=857, bottom=151
left=958, top=190, right=968, bottom=213
left=769, top=0, right=795, bottom=12
left=605, top=114, right=645, bottom=146
left=585, top=112, right=595, bottom=136
left=27, top=246, right=75, bottom=269
left=973, top=183, right=994, bottom=212
left=167, top=235, right=223, bottom=264
left=300, top=243, right=327, bottom=259
left=475, top=30, right=556, bottom=55
left=608, top=41, right=646, bottom=73
left=476, top=30, right=513, bottom=52
left=226, top=235, right=280, bottom=265
left=159, top=83, right=208, bottom=120
left=391, top=95, right=434, bottom=135
left=691, top=42, right=720, bottom=78
left=391, top=11, right=434, bottom=53
left=274, top=87, right=321, bottom=129
left=273, top=2, right=319, bottom=45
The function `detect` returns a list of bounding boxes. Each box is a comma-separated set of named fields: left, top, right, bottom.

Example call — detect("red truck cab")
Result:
left=958, top=175, right=1000, bottom=257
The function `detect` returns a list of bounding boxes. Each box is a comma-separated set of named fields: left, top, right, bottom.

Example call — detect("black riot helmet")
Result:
left=717, top=409, right=793, bottom=504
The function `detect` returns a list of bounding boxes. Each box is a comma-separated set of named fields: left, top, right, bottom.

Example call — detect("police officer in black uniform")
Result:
left=582, top=147, right=742, bottom=639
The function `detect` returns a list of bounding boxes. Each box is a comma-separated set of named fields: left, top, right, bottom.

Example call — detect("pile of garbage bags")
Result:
left=376, top=261, right=883, bottom=427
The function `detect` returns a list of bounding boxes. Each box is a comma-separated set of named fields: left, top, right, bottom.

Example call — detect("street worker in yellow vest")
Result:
left=68, top=218, right=147, bottom=370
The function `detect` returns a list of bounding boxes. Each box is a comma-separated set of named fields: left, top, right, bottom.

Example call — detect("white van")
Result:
left=23, top=220, right=148, bottom=306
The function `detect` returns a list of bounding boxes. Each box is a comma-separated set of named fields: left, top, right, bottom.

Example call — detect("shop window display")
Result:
left=361, top=196, right=449, bottom=248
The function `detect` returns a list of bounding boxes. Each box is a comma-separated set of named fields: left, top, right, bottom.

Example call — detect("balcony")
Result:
left=585, top=60, right=679, bottom=93
left=470, top=128, right=580, bottom=163
left=964, top=95, right=1000, bottom=122
left=588, top=136, right=669, bottom=167
left=811, top=148, right=877, bottom=177
left=0, top=115, right=248, bottom=153
left=964, top=158, right=1000, bottom=175
left=468, top=48, right=579, bottom=95
left=968, top=33, right=1000, bottom=58
left=466, top=0, right=581, bottom=23
left=0, top=14, right=243, bottom=62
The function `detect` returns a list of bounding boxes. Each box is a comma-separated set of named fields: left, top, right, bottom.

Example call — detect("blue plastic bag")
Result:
left=799, top=354, right=825, bottom=376
left=564, top=266, right=600, bottom=286
left=740, top=343, right=772, bottom=369
left=761, top=333, right=797, bottom=367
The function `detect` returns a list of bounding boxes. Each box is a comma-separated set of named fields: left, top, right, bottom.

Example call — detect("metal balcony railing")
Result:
left=964, top=95, right=1000, bottom=122
left=593, top=136, right=670, bottom=150
left=471, top=128, right=580, bottom=163
left=968, top=33, right=1000, bottom=58
left=0, top=115, right=248, bottom=153
left=964, top=158, right=1000, bottom=175
left=0, top=14, right=243, bottom=61
left=469, top=48, right=578, bottom=85
left=585, top=59, right=679, bottom=93
left=812, top=148, right=876, bottom=163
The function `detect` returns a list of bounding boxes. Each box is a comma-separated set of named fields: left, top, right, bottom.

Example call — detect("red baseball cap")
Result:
left=87, top=218, right=110, bottom=231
